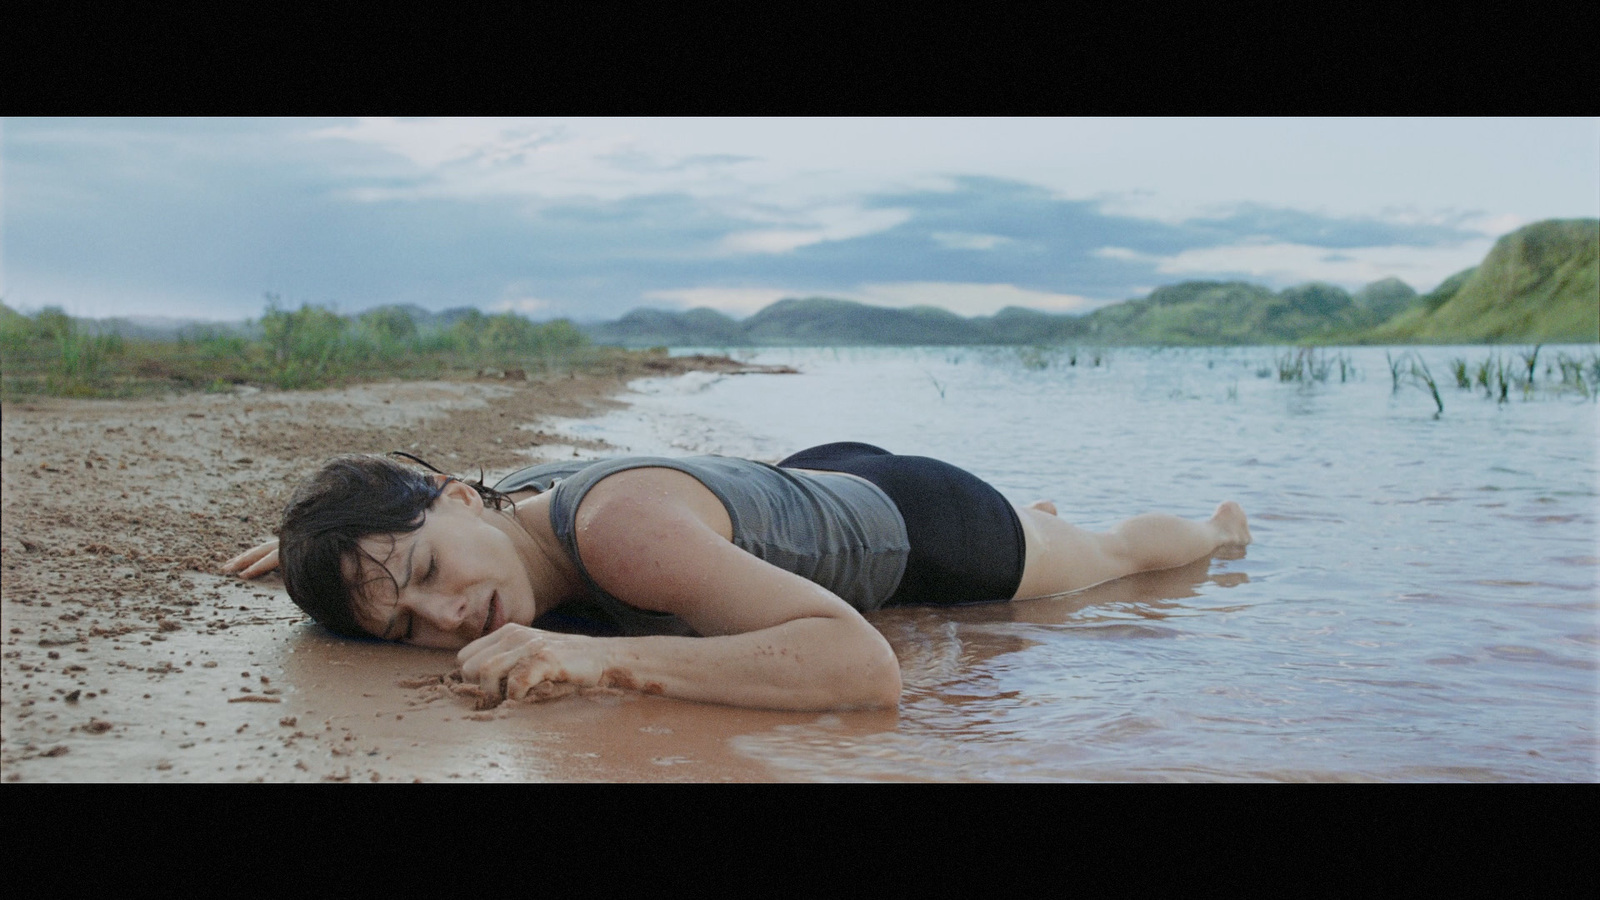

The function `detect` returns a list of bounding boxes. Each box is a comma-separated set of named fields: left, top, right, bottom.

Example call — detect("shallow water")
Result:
left=539, top=345, right=1598, bottom=781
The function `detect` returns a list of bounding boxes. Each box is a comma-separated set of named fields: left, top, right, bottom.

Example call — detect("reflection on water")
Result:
left=545, top=345, right=1599, bottom=781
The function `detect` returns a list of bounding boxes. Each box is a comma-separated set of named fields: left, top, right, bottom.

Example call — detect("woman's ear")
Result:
left=437, top=477, right=485, bottom=511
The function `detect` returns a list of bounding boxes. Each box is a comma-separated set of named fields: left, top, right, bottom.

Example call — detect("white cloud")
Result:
left=642, top=287, right=793, bottom=314
left=313, top=119, right=922, bottom=256
left=930, top=232, right=1013, bottom=250
left=1092, top=246, right=1144, bottom=261
left=1091, top=190, right=1213, bottom=224
left=718, top=229, right=835, bottom=254
left=1458, top=212, right=1529, bottom=237
left=310, top=118, right=749, bottom=204
left=309, top=118, right=566, bottom=171
left=716, top=206, right=911, bottom=255
left=309, top=119, right=1594, bottom=225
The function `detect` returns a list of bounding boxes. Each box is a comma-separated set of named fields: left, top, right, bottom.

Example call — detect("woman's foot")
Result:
left=1210, top=501, right=1252, bottom=554
left=1027, top=499, right=1058, bottom=516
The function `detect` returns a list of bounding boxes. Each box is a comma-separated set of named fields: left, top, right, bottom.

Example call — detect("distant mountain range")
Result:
left=584, top=219, right=1597, bottom=347
left=17, top=219, right=1596, bottom=348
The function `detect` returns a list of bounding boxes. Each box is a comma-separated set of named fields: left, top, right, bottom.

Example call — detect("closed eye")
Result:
left=403, top=557, right=434, bottom=640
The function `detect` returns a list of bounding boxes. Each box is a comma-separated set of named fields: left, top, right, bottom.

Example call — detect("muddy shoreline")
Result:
left=0, top=355, right=845, bottom=782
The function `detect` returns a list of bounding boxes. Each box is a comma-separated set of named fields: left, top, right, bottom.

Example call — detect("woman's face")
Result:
left=347, top=481, right=538, bottom=650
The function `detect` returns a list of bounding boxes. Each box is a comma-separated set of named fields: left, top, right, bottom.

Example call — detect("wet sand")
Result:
left=0, top=356, right=868, bottom=783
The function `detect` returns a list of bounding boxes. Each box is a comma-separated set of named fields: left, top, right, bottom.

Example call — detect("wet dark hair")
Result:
left=277, top=453, right=515, bottom=639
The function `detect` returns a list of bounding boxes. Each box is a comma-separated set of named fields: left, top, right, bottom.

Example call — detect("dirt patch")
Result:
left=1, top=356, right=827, bottom=782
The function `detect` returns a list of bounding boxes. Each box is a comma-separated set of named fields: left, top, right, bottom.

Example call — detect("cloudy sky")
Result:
left=3, top=117, right=1595, bottom=323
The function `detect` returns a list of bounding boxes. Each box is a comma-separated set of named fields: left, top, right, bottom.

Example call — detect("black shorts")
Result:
left=777, top=442, right=1026, bottom=606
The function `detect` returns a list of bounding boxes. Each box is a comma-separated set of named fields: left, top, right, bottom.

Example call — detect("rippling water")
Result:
left=544, top=345, right=1599, bottom=781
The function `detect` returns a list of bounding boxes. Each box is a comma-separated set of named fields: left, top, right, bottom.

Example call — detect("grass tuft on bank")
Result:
left=1, top=299, right=610, bottom=399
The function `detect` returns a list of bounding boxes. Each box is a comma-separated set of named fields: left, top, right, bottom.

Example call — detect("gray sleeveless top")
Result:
left=494, top=457, right=910, bottom=636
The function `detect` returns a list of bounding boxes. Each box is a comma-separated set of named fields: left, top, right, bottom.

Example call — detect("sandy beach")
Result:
left=0, top=356, right=846, bottom=783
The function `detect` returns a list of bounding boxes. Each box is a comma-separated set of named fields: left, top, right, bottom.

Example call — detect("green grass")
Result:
left=1276, top=345, right=1597, bottom=414
left=1278, top=347, right=1353, bottom=383
left=1, top=300, right=608, bottom=400
left=1388, top=347, right=1599, bottom=408
left=1015, top=346, right=1056, bottom=371
left=1550, top=351, right=1598, bottom=398
left=1407, top=354, right=1444, bottom=417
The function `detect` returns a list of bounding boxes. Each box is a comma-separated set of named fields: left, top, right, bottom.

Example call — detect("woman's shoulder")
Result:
left=533, top=456, right=734, bottom=539
left=493, top=458, right=611, bottom=494
left=529, top=455, right=773, bottom=499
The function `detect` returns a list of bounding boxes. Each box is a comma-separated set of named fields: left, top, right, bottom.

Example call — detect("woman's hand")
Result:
left=458, top=624, right=609, bottom=702
left=222, top=538, right=280, bottom=578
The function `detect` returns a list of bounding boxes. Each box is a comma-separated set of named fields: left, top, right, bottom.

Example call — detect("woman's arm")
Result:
left=459, top=613, right=902, bottom=710
left=459, top=468, right=903, bottom=710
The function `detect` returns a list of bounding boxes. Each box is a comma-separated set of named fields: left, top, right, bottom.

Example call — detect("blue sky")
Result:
left=3, top=117, right=1595, bottom=323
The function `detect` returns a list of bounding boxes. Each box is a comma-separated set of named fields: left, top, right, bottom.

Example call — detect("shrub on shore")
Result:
left=0, top=299, right=597, bottom=399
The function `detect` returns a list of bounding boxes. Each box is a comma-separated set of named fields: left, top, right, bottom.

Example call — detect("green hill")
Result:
left=588, top=297, right=1021, bottom=347
left=740, top=298, right=976, bottom=345
left=588, top=307, right=742, bottom=346
left=974, top=306, right=1089, bottom=344
left=1078, top=280, right=1388, bottom=345
left=1351, top=277, right=1418, bottom=321
left=1363, top=219, right=1598, bottom=343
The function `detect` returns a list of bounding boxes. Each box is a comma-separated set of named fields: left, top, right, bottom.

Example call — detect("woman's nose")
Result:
left=414, top=591, right=470, bottom=630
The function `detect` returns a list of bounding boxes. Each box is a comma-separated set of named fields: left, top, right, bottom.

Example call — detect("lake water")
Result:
left=543, top=344, right=1599, bottom=781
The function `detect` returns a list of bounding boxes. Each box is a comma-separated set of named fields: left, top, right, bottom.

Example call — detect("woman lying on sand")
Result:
left=224, top=442, right=1250, bottom=711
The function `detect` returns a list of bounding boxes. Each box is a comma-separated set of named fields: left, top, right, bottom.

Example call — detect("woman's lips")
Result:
left=482, top=592, right=498, bottom=637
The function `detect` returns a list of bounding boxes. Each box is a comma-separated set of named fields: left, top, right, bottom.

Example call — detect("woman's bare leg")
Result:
left=1012, top=501, right=1251, bottom=600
